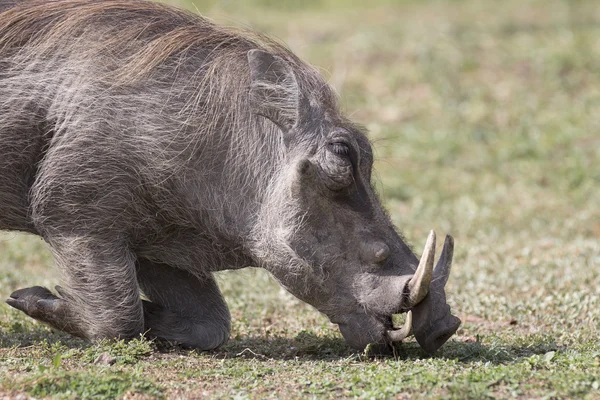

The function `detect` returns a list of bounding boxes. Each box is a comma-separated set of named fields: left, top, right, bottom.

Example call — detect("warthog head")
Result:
left=247, top=49, right=460, bottom=353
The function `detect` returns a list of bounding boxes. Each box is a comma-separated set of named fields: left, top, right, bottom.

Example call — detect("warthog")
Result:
left=0, top=0, right=461, bottom=353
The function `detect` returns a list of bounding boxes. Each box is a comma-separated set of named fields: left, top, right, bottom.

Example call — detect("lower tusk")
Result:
left=387, top=310, right=413, bottom=342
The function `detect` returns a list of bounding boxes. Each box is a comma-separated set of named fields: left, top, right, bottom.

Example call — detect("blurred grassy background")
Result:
left=1, top=0, right=599, bottom=398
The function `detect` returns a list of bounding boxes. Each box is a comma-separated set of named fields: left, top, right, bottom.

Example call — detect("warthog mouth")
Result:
left=333, top=310, right=411, bottom=352
left=333, top=311, right=390, bottom=350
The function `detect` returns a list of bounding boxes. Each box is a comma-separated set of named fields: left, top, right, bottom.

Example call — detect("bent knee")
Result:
left=183, top=320, right=230, bottom=350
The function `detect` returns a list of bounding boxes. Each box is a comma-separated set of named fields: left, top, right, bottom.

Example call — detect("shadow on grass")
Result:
left=206, top=332, right=565, bottom=365
left=1, top=328, right=564, bottom=366
left=210, top=331, right=355, bottom=360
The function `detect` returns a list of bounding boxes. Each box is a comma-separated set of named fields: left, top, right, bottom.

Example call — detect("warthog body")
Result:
left=1, top=0, right=460, bottom=353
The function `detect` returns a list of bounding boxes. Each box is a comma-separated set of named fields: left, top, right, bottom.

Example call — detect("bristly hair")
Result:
left=0, top=0, right=340, bottom=234
left=0, top=1, right=338, bottom=142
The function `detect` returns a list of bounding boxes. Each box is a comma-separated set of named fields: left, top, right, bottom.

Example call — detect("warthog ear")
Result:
left=247, top=49, right=300, bottom=132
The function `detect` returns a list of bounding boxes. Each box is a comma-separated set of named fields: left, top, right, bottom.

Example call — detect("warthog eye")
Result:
left=319, top=137, right=354, bottom=190
left=328, top=141, right=351, bottom=157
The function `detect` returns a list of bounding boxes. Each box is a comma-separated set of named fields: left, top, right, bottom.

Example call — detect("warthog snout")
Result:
left=332, top=231, right=460, bottom=353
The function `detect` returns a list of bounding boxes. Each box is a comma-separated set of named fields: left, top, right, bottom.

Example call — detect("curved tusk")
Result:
left=407, top=230, right=436, bottom=307
left=387, top=311, right=413, bottom=342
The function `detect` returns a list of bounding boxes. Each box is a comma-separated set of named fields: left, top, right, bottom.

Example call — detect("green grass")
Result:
left=1, top=0, right=600, bottom=398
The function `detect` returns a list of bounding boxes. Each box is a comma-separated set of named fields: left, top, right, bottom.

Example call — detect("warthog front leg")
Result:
left=6, top=235, right=144, bottom=341
left=136, top=259, right=231, bottom=350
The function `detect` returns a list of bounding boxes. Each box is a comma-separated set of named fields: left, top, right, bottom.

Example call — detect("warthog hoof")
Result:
left=6, top=286, right=65, bottom=319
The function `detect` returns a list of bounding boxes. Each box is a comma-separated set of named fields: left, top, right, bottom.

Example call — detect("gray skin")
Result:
left=0, top=0, right=460, bottom=353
